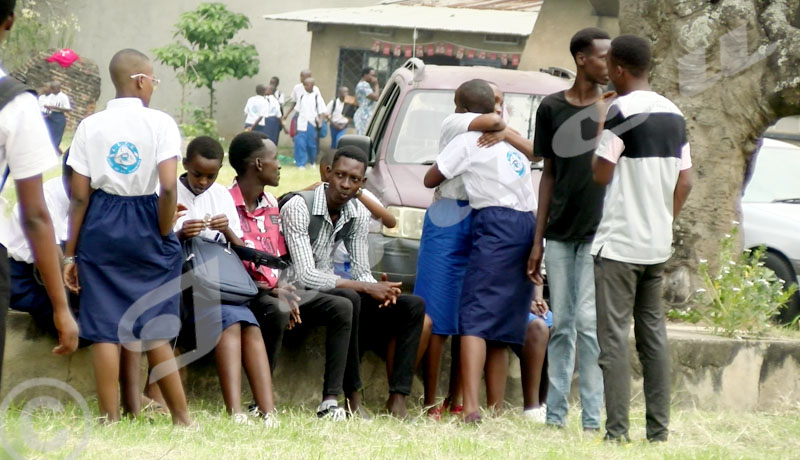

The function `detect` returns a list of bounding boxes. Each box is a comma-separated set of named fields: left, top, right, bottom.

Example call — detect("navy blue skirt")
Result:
left=458, top=207, right=535, bottom=345
left=414, top=198, right=473, bottom=336
left=76, top=190, right=182, bottom=343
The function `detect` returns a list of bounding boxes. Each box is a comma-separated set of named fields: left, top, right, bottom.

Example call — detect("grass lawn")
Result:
left=1, top=401, right=799, bottom=460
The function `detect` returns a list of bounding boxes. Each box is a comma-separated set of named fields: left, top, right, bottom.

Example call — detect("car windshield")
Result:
left=742, top=142, right=800, bottom=203
left=388, top=89, right=542, bottom=164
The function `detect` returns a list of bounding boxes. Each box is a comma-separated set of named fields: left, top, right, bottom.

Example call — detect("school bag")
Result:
left=0, top=77, right=37, bottom=194
left=181, top=237, right=259, bottom=304
left=277, top=190, right=356, bottom=253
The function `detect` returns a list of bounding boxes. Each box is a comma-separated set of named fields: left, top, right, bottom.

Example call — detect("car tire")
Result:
left=763, top=251, right=800, bottom=324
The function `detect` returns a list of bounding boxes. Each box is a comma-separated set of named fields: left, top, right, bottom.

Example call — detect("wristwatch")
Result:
left=63, top=255, right=77, bottom=265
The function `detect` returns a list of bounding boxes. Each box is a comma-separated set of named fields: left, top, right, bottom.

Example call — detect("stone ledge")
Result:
left=2, top=312, right=799, bottom=411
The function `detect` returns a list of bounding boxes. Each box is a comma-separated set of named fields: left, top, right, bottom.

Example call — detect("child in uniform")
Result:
left=63, top=49, right=190, bottom=425
left=424, top=79, right=537, bottom=423
left=175, top=136, right=276, bottom=425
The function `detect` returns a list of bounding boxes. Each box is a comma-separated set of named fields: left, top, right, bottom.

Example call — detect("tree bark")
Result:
left=618, top=0, right=800, bottom=306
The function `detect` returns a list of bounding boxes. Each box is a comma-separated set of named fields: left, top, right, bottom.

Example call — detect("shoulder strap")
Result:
left=278, top=189, right=355, bottom=247
left=0, top=77, right=37, bottom=193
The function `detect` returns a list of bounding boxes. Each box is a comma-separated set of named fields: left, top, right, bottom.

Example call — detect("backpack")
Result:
left=278, top=190, right=355, bottom=249
left=0, top=77, right=37, bottom=193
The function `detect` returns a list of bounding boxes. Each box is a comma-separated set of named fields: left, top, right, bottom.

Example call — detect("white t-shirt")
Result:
left=333, top=188, right=381, bottom=264
left=327, top=98, right=348, bottom=125
left=290, top=83, right=321, bottom=104
left=175, top=178, right=243, bottom=243
left=67, top=98, right=182, bottom=196
left=296, top=90, right=327, bottom=132
left=49, top=92, right=71, bottom=111
left=435, top=113, right=480, bottom=201
left=244, top=95, right=269, bottom=126
left=38, top=94, right=51, bottom=114
left=436, top=131, right=536, bottom=212
left=3, top=177, right=69, bottom=263
left=0, top=69, right=59, bottom=187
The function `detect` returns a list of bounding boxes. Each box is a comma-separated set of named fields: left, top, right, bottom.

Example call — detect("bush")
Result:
left=669, top=225, right=798, bottom=337
left=180, top=106, right=222, bottom=143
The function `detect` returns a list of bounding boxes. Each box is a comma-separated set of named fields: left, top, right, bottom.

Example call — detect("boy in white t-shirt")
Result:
left=424, top=78, right=537, bottom=423
left=243, top=84, right=269, bottom=132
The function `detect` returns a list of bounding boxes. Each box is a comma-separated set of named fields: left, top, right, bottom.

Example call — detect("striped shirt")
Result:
left=281, top=184, right=376, bottom=290
left=590, top=90, right=692, bottom=265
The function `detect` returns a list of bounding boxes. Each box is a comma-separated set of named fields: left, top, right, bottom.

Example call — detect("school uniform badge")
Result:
left=108, top=141, right=141, bottom=174
left=506, top=151, right=527, bottom=177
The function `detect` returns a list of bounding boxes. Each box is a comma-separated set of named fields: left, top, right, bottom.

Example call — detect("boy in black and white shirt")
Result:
left=591, top=34, right=692, bottom=443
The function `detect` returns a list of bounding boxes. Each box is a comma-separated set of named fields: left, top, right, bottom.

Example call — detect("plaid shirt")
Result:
left=281, top=184, right=376, bottom=291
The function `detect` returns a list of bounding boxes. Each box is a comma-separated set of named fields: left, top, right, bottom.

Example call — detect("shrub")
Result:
left=669, top=226, right=797, bottom=338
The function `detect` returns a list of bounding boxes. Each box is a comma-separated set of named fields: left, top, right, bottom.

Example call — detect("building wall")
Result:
left=308, top=24, right=527, bottom=101
left=68, top=0, right=375, bottom=140
left=519, top=0, right=619, bottom=73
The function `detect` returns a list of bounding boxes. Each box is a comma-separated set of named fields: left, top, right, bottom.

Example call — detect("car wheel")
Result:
left=763, top=251, right=800, bottom=324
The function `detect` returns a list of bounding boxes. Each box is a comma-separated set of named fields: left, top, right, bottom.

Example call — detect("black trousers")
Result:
left=0, top=246, right=8, bottom=389
left=249, top=288, right=354, bottom=397
left=326, top=289, right=425, bottom=396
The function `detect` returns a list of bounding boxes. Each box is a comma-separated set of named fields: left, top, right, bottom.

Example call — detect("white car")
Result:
left=742, top=138, right=800, bottom=322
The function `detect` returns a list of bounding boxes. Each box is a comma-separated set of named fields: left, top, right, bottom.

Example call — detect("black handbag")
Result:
left=181, top=237, right=259, bottom=304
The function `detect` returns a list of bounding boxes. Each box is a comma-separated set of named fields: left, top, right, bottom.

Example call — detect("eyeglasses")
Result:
left=130, top=73, right=160, bottom=88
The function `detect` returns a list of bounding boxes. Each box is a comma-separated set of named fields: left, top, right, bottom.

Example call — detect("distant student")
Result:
left=174, top=136, right=277, bottom=425
left=63, top=49, right=190, bottom=425
left=5, top=153, right=71, bottom=335
left=229, top=132, right=356, bottom=421
left=291, top=77, right=327, bottom=168
left=263, top=85, right=283, bottom=145
left=0, top=0, right=78, bottom=387
left=424, top=79, right=537, bottom=423
left=243, top=84, right=270, bottom=135
left=43, top=80, right=71, bottom=153
left=327, top=86, right=350, bottom=149
left=270, top=76, right=285, bottom=110
left=37, top=82, right=52, bottom=115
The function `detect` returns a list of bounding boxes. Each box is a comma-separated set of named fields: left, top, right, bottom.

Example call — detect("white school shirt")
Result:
left=296, top=90, right=327, bottom=132
left=244, top=95, right=269, bottom=126
left=434, top=113, right=480, bottom=202
left=274, top=90, right=285, bottom=106
left=175, top=178, right=243, bottom=243
left=3, top=177, right=69, bottom=263
left=38, top=94, right=51, bottom=114
left=264, top=95, right=282, bottom=118
left=49, top=91, right=71, bottom=111
left=436, top=131, right=536, bottom=212
left=67, top=98, right=182, bottom=196
left=0, top=68, right=59, bottom=188
left=327, top=98, right=348, bottom=125
left=290, top=83, right=321, bottom=104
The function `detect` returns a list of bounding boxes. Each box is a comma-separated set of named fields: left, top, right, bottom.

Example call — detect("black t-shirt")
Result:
left=533, top=90, right=606, bottom=242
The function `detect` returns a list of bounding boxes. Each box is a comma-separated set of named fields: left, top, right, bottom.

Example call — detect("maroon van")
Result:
left=339, top=58, right=571, bottom=288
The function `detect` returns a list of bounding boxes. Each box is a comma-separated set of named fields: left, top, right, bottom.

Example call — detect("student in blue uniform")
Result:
left=175, top=136, right=276, bottom=425
left=63, top=49, right=191, bottom=425
left=424, top=79, right=537, bottom=423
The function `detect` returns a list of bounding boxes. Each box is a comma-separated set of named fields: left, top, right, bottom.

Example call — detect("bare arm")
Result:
left=503, top=129, right=538, bottom=162
left=221, top=227, right=245, bottom=246
left=367, top=82, right=380, bottom=102
left=592, top=156, right=615, bottom=186
left=527, top=158, right=554, bottom=285
left=467, top=113, right=505, bottom=133
left=423, top=164, right=447, bottom=189
left=157, top=158, right=178, bottom=236
left=673, top=169, right=692, bottom=218
left=358, top=192, right=396, bottom=228
left=17, top=175, right=78, bottom=355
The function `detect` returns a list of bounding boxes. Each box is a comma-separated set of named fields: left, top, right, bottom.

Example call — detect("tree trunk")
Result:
left=209, top=84, right=215, bottom=119
left=618, top=0, right=800, bottom=306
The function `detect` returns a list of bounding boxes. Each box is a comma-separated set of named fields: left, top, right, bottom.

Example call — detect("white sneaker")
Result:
left=233, top=413, right=252, bottom=425
left=263, top=411, right=279, bottom=429
left=523, top=405, right=547, bottom=423
left=317, top=401, right=347, bottom=422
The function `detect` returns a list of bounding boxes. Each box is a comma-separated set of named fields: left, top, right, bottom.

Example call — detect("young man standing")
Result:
left=0, top=0, right=79, bottom=387
left=591, top=34, right=692, bottom=443
left=528, top=27, right=610, bottom=430
left=291, top=77, right=327, bottom=168
left=281, top=146, right=425, bottom=418
left=327, top=86, right=349, bottom=149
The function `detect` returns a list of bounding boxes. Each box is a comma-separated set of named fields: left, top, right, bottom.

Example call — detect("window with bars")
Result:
left=336, top=48, right=406, bottom=96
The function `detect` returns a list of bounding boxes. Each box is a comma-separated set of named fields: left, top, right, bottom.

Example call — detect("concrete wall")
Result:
left=308, top=25, right=527, bottom=102
left=519, top=0, right=619, bottom=74
left=68, top=0, right=375, bottom=140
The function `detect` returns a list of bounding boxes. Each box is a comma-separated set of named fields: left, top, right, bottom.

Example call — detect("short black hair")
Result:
left=610, top=34, right=652, bottom=78
left=361, top=67, right=374, bottom=77
left=186, top=136, right=224, bottom=162
left=319, top=149, right=335, bottom=167
left=0, top=0, right=15, bottom=21
left=256, top=84, right=266, bottom=95
left=569, top=28, right=611, bottom=59
left=229, top=131, right=269, bottom=175
left=270, top=76, right=279, bottom=84
left=332, top=145, right=368, bottom=173
left=455, top=79, right=495, bottom=114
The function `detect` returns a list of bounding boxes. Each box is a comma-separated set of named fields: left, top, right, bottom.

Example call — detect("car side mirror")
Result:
left=337, top=135, right=375, bottom=165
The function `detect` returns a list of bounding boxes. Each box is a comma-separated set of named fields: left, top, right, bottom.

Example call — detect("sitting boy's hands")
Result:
left=273, top=283, right=302, bottom=329
left=180, top=219, right=205, bottom=239
left=531, top=298, right=549, bottom=317
left=208, top=214, right=229, bottom=232
left=366, top=273, right=402, bottom=308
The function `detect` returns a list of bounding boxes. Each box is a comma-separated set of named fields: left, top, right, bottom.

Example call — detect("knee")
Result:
left=406, top=296, right=426, bottom=322
left=337, top=289, right=361, bottom=312
left=526, top=320, right=550, bottom=345
left=330, top=296, right=354, bottom=325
